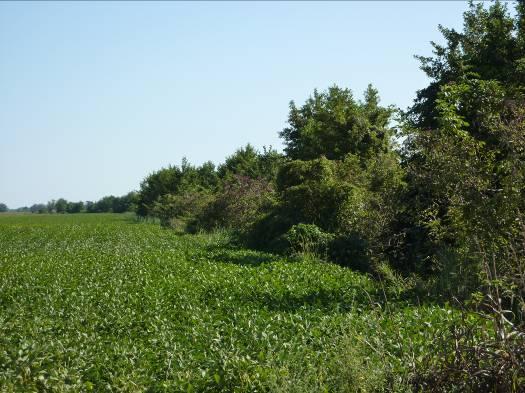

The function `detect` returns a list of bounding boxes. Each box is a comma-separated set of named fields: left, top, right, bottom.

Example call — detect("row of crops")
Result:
left=0, top=214, right=464, bottom=391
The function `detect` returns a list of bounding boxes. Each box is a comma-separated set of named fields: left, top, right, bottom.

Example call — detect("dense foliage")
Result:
left=280, top=85, right=394, bottom=161
left=136, top=147, right=282, bottom=231
left=400, top=1, right=525, bottom=294
left=136, top=158, right=219, bottom=219
left=134, top=1, right=525, bottom=284
left=0, top=214, right=490, bottom=392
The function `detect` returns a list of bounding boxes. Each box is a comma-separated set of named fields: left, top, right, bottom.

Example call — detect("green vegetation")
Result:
left=13, top=193, right=138, bottom=215
left=0, top=214, right=479, bottom=392
left=129, top=2, right=525, bottom=389
left=4, top=1, right=525, bottom=390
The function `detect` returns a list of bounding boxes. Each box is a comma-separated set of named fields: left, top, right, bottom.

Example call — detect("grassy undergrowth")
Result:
left=0, top=214, right=472, bottom=392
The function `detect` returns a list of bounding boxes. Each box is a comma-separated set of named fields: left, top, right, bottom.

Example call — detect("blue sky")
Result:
left=1, top=1, right=470, bottom=208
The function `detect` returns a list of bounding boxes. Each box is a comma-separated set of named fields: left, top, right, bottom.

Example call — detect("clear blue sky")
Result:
left=1, top=1, right=470, bottom=208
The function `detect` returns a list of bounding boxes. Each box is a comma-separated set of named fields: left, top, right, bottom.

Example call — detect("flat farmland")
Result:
left=0, top=214, right=457, bottom=392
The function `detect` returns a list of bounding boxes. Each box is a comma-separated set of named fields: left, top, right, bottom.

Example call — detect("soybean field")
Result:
left=0, top=214, right=460, bottom=392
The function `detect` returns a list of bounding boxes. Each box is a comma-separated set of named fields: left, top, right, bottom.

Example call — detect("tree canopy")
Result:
left=280, top=85, right=394, bottom=161
left=408, top=1, right=525, bottom=130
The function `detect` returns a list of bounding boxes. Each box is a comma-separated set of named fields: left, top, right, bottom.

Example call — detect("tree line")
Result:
left=4, top=192, right=138, bottom=214
left=134, top=3, right=525, bottom=385
left=137, top=1, right=525, bottom=279
left=4, top=2, right=524, bottom=299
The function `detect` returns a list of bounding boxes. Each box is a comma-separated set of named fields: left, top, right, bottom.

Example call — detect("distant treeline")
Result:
left=8, top=192, right=138, bottom=214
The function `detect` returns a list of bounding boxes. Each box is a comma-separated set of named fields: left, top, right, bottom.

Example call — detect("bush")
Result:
left=328, top=232, right=370, bottom=272
left=152, top=191, right=213, bottom=229
left=268, top=154, right=404, bottom=269
left=137, top=159, right=218, bottom=218
left=196, top=175, right=276, bottom=234
left=283, top=224, right=333, bottom=258
left=217, top=144, right=283, bottom=182
left=241, top=210, right=291, bottom=252
left=276, top=157, right=352, bottom=232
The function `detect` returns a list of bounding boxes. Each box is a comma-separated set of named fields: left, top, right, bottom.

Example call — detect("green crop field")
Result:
left=0, top=214, right=462, bottom=392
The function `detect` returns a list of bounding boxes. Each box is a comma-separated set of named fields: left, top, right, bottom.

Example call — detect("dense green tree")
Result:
left=218, top=145, right=283, bottom=181
left=81, top=193, right=137, bottom=213
left=404, top=78, right=525, bottom=286
left=178, top=158, right=218, bottom=192
left=276, top=157, right=354, bottom=233
left=46, top=200, right=56, bottom=213
left=280, top=85, right=394, bottom=161
left=94, top=196, right=115, bottom=213
left=66, top=201, right=84, bottom=214
left=401, top=0, right=525, bottom=277
left=269, top=151, right=404, bottom=268
left=55, top=198, right=68, bottom=214
left=152, top=190, right=214, bottom=229
left=243, top=85, right=404, bottom=270
left=0, top=203, right=8, bottom=213
left=85, top=201, right=95, bottom=213
left=137, top=159, right=218, bottom=218
left=112, top=192, right=138, bottom=213
left=218, top=144, right=260, bottom=179
left=137, top=167, right=183, bottom=217
left=407, top=1, right=525, bottom=130
left=30, top=204, right=47, bottom=214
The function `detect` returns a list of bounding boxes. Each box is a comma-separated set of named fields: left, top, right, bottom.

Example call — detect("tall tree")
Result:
left=246, top=84, right=405, bottom=269
left=218, top=144, right=283, bottom=181
left=55, top=198, right=68, bottom=214
left=137, top=159, right=218, bottom=217
left=279, top=85, right=394, bottom=161
left=407, top=1, right=525, bottom=131
left=401, top=0, right=525, bottom=276
left=66, top=201, right=84, bottom=213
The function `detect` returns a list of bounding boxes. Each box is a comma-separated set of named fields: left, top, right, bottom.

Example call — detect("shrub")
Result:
left=283, top=224, right=333, bottom=258
left=217, top=144, right=283, bottom=182
left=137, top=159, right=218, bottom=218
left=152, top=191, right=213, bottom=229
left=269, top=154, right=404, bottom=269
left=241, top=210, right=291, bottom=252
left=196, top=175, right=276, bottom=234
left=328, top=232, right=370, bottom=272
left=276, top=157, right=352, bottom=232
